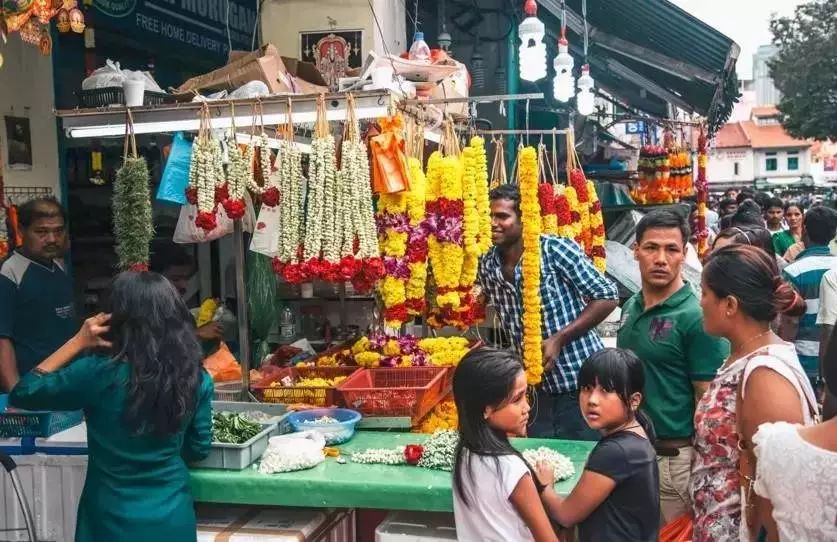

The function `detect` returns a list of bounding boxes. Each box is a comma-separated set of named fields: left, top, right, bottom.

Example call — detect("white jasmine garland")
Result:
left=340, top=139, right=379, bottom=259
left=351, top=447, right=407, bottom=465
left=224, top=131, right=247, bottom=201
left=277, top=141, right=306, bottom=264
left=416, top=430, right=458, bottom=471
left=319, top=134, right=341, bottom=265
left=303, top=135, right=331, bottom=261
left=522, top=447, right=575, bottom=482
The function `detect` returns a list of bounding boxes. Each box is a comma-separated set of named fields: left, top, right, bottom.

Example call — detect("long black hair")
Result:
left=713, top=226, right=776, bottom=259
left=452, top=347, right=543, bottom=507
left=578, top=348, right=656, bottom=444
left=107, top=271, right=204, bottom=436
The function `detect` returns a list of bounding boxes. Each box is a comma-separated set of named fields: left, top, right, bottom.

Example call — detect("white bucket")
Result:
left=122, top=79, right=145, bottom=107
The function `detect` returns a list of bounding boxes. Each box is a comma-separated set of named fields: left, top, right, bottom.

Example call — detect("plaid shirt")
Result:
left=478, top=235, right=619, bottom=394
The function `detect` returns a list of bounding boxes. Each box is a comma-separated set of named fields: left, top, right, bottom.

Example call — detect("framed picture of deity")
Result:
left=299, top=29, right=363, bottom=91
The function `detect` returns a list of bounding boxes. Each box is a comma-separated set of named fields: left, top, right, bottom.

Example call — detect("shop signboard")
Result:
left=93, top=0, right=257, bottom=57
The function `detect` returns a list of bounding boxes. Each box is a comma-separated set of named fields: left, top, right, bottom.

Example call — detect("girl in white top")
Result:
left=452, top=348, right=557, bottom=542
left=752, top=325, right=837, bottom=541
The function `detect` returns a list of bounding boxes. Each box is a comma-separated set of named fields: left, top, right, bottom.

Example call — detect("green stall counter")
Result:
left=190, top=431, right=595, bottom=512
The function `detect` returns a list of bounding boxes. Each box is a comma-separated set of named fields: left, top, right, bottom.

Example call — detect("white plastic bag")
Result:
left=258, top=431, right=326, bottom=474
left=82, top=59, right=125, bottom=90
left=249, top=203, right=281, bottom=257
left=173, top=204, right=233, bottom=244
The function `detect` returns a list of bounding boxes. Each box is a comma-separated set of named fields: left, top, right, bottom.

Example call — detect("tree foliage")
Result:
left=769, top=0, right=837, bottom=140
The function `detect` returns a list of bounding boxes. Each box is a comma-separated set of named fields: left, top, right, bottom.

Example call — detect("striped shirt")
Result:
left=782, top=246, right=837, bottom=378
left=478, top=235, right=619, bottom=394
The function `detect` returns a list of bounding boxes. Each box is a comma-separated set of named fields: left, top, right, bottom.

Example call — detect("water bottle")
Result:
left=408, top=31, right=431, bottom=62
left=279, top=306, right=296, bottom=342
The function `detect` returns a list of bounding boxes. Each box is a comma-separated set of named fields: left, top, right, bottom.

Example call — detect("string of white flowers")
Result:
left=416, top=430, right=459, bottom=471
left=225, top=131, right=248, bottom=202
left=303, top=134, right=330, bottom=261
left=319, top=134, right=341, bottom=265
left=351, top=447, right=407, bottom=465
left=522, top=447, right=575, bottom=481
left=341, top=139, right=380, bottom=259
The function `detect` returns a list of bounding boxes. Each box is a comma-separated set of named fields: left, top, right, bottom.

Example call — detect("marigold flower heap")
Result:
left=587, top=180, right=607, bottom=273
left=405, top=157, right=429, bottom=317
left=350, top=334, right=470, bottom=368
left=519, top=147, right=544, bottom=385
left=415, top=398, right=458, bottom=433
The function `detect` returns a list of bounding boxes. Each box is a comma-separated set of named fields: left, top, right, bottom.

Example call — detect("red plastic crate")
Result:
left=251, top=366, right=359, bottom=406
left=337, top=367, right=451, bottom=422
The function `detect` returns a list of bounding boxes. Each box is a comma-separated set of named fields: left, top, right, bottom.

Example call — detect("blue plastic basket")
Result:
left=287, top=408, right=362, bottom=445
left=0, top=398, right=83, bottom=438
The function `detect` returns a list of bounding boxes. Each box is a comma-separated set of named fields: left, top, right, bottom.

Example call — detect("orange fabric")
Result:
left=203, top=342, right=242, bottom=382
left=659, top=513, right=693, bottom=542
left=370, top=116, right=411, bottom=194
left=7, top=205, right=22, bottom=248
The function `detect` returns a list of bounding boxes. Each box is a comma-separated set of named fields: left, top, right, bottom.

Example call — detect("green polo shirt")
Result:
left=617, top=283, right=729, bottom=440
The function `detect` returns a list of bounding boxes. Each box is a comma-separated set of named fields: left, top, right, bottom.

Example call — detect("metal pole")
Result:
left=506, top=17, right=519, bottom=173
left=233, top=221, right=251, bottom=401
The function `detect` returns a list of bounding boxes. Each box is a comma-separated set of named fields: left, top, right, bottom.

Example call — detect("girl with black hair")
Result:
left=10, top=271, right=213, bottom=542
left=452, top=347, right=558, bottom=542
left=536, top=348, right=659, bottom=542
left=691, top=244, right=817, bottom=542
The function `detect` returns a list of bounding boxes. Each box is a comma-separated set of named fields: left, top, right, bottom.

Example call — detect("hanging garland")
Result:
left=519, top=146, right=543, bottom=386
left=301, top=95, right=333, bottom=277
left=537, top=143, right=559, bottom=236
left=376, top=190, right=409, bottom=328
left=113, top=111, right=154, bottom=272
left=186, top=104, right=225, bottom=231
left=473, top=137, right=492, bottom=254
left=273, top=103, right=308, bottom=284
left=696, top=126, right=710, bottom=257
left=554, top=185, right=574, bottom=240
left=405, top=155, right=429, bottom=318
left=222, top=130, right=248, bottom=220
left=587, top=180, right=606, bottom=273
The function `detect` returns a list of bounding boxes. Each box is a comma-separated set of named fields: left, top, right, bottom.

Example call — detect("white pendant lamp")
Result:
left=576, top=64, right=595, bottom=116
left=518, top=0, right=547, bottom=82
left=552, top=37, right=574, bottom=102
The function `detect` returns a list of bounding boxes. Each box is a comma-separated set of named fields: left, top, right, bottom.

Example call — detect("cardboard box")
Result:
left=172, top=44, right=328, bottom=99
left=196, top=505, right=355, bottom=542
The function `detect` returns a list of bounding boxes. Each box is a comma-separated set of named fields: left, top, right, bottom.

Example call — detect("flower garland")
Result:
left=113, top=154, right=154, bottom=272
left=696, top=127, right=709, bottom=257
left=186, top=122, right=225, bottom=231
left=554, top=185, right=574, bottom=240
left=519, top=146, right=544, bottom=385
left=561, top=184, right=584, bottom=246
left=587, top=180, right=606, bottom=273
left=405, top=157, right=429, bottom=317
left=521, top=447, right=575, bottom=481
left=351, top=430, right=458, bottom=471
left=539, top=182, right=558, bottom=235
left=376, top=191, right=410, bottom=328
left=301, top=132, right=333, bottom=272
left=319, top=133, right=343, bottom=279
left=221, top=131, right=248, bottom=220
left=569, top=169, right=592, bottom=254
left=426, top=151, right=464, bottom=311
left=349, top=334, right=470, bottom=368
left=273, top=140, right=308, bottom=283
left=473, top=137, right=492, bottom=254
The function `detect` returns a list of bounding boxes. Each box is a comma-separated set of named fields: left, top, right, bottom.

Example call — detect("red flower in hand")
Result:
left=404, top=444, right=424, bottom=465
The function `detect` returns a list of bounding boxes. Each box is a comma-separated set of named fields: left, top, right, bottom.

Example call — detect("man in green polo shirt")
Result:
left=617, top=209, right=729, bottom=524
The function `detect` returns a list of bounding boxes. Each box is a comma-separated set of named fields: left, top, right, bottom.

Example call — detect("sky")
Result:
left=669, top=0, right=804, bottom=80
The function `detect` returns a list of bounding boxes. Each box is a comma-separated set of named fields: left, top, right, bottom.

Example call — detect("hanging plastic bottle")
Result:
left=279, top=306, right=296, bottom=342
left=408, top=31, right=431, bottom=62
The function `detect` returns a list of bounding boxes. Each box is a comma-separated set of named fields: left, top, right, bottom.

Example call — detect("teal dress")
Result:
left=10, top=355, right=214, bottom=542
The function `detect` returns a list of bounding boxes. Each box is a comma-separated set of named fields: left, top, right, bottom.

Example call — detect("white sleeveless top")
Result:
left=753, top=422, right=837, bottom=542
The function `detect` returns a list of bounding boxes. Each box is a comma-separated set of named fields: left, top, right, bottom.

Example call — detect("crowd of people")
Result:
left=1, top=188, right=836, bottom=541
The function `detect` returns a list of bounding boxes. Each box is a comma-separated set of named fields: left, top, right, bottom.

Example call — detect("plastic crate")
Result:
left=375, top=511, right=457, bottom=541
left=213, top=380, right=244, bottom=401
left=191, top=421, right=276, bottom=470
left=212, top=401, right=290, bottom=435
left=77, top=87, right=174, bottom=108
left=0, top=404, right=83, bottom=438
left=337, top=367, right=450, bottom=423
left=251, top=367, right=359, bottom=407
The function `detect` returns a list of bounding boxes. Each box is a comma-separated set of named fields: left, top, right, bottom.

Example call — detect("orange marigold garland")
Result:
left=519, top=146, right=543, bottom=385
left=539, top=182, right=558, bottom=235
left=554, top=186, right=574, bottom=240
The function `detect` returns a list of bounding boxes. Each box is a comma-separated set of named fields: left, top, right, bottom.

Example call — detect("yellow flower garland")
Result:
left=587, top=180, right=607, bottom=273
left=519, top=147, right=543, bottom=385
left=377, top=191, right=409, bottom=327
left=472, top=137, right=492, bottom=254
left=563, top=185, right=584, bottom=242
left=427, top=151, right=465, bottom=309
left=460, top=145, right=480, bottom=292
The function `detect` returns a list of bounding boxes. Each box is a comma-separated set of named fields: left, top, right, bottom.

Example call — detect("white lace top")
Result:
left=753, top=422, right=837, bottom=542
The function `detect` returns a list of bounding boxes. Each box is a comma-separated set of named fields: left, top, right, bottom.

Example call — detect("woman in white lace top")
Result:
left=753, top=326, right=837, bottom=541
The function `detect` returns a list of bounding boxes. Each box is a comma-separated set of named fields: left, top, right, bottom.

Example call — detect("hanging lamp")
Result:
left=553, top=37, right=574, bottom=102
left=518, top=0, right=546, bottom=82
left=575, top=0, right=595, bottom=115
left=576, top=64, right=595, bottom=115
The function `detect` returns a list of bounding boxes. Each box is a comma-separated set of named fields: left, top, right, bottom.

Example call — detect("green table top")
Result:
left=189, top=431, right=595, bottom=512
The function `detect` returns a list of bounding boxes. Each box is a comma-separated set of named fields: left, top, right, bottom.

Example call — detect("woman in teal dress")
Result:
left=772, top=201, right=804, bottom=261
left=10, top=271, right=213, bottom=542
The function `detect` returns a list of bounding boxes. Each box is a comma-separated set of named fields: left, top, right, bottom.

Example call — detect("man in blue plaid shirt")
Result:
left=478, top=185, right=618, bottom=440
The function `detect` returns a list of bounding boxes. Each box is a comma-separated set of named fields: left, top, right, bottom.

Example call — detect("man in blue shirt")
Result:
left=0, top=197, right=77, bottom=391
left=781, top=205, right=837, bottom=388
left=478, top=185, right=619, bottom=440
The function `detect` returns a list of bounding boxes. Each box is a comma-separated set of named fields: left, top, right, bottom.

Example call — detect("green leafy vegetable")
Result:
left=211, top=412, right=263, bottom=444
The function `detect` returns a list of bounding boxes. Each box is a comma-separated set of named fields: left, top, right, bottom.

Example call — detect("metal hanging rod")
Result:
left=475, top=129, right=569, bottom=135
left=401, top=92, right=544, bottom=106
